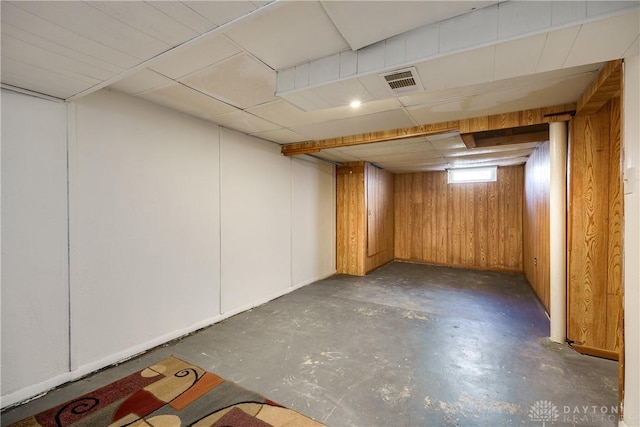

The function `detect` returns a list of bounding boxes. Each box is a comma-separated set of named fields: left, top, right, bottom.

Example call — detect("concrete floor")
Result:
left=2, top=262, right=618, bottom=427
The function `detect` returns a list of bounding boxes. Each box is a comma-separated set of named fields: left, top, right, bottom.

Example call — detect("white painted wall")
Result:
left=219, top=128, right=293, bottom=314
left=291, top=156, right=335, bottom=287
left=622, top=54, right=640, bottom=427
left=1, top=89, right=336, bottom=407
left=69, top=90, right=222, bottom=373
left=1, top=90, right=70, bottom=403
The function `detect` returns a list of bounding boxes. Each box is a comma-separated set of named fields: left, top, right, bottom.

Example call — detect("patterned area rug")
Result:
left=9, top=356, right=325, bottom=426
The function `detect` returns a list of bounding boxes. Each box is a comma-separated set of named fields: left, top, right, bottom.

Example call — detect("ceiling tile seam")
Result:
left=179, top=3, right=219, bottom=28
left=1, top=20, right=129, bottom=75
left=1, top=34, right=115, bottom=82
left=5, top=1, right=145, bottom=66
left=146, top=2, right=213, bottom=35
left=276, top=4, right=640, bottom=96
left=2, top=54, right=102, bottom=86
left=83, top=2, right=191, bottom=48
left=0, top=83, right=66, bottom=103
left=64, top=0, right=282, bottom=102
left=560, top=24, right=584, bottom=69
left=318, top=1, right=354, bottom=52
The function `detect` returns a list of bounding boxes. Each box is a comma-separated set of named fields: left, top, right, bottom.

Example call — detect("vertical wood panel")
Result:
left=568, top=103, right=612, bottom=352
left=523, top=141, right=551, bottom=311
left=336, top=164, right=365, bottom=275
left=394, top=166, right=523, bottom=272
left=365, top=164, right=395, bottom=273
left=606, top=98, right=623, bottom=352
left=435, top=172, right=448, bottom=264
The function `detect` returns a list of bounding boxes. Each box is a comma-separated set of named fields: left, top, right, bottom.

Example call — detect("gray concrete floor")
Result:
left=2, top=262, right=618, bottom=427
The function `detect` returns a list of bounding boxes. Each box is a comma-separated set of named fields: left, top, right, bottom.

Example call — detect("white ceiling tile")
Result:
left=1, top=57, right=91, bottom=99
left=313, top=149, right=360, bottom=163
left=587, top=1, right=639, bottom=18
left=536, top=27, right=580, bottom=72
left=149, top=35, right=241, bottom=79
left=1, top=21, right=124, bottom=75
left=291, top=109, right=415, bottom=141
left=223, top=1, right=349, bottom=69
left=277, top=67, right=296, bottom=92
left=182, top=1, right=259, bottom=27
left=309, top=79, right=374, bottom=108
left=357, top=73, right=396, bottom=100
left=295, top=63, right=310, bottom=89
left=180, top=53, right=276, bottom=109
left=428, top=136, right=467, bottom=150
left=437, top=46, right=496, bottom=89
left=309, top=54, right=340, bottom=86
left=357, top=41, right=386, bottom=74
left=1, top=33, right=112, bottom=82
left=109, top=68, right=174, bottom=95
left=246, top=100, right=313, bottom=128
left=250, top=128, right=308, bottom=144
left=213, top=110, right=280, bottom=134
left=277, top=90, right=331, bottom=112
left=448, top=156, right=530, bottom=168
left=551, top=1, right=586, bottom=26
left=624, top=35, right=640, bottom=58
left=413, top=59, right=446, bottom=92
left=138, top=83, right=238, bottom=120
left=440, top=4, right=498, bottom=53
left=564, top=10, right=640, bottom=67
left=88, top=2, right=199, bottom=46
left=494, top=34, right=547, bottom=81
left=385, top=34, right=407, bottom=68
left=321, top=1, right=496, bottom=51
left=147, top=2, right=216, bottom=34
left=338, top=139, right=435, bottom=157
left=340, top=50, right=358, bottom=78
left=1, top=2, right=139, bottom=68
left=9, top=1, right=170, bottom=60
left=406, top=24, right=440, bottom=63
left=497, top=1, right=552, bottom=40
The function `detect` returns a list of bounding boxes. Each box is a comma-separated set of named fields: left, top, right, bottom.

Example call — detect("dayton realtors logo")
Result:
left=528, top=400, right=559, bottom=426
left=529, top=400, right=619, bottom=425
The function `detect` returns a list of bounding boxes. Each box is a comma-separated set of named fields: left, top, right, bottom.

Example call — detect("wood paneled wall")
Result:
left=394, top=166, right=523, bottom=272
left=336, top=164, right=365, bottom=276
left=523, top=141, right=551, bottom=311
left=365, top=163, right=395, bottom=273
left=567, top=96, right=623, bottom=359
left=336, top=162, right=394, bottom=276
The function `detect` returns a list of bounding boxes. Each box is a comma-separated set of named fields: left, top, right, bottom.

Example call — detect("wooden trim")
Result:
left=474, top=130, right=549, bottom=147
left=460, top=133, right=476, bottom=148
left=570, top=344, right=619, bottom=361
left=459, top=104, right=576, bottom=133
left=576, top=59, right=622, bottom=115
left=282, top=104, right=576, bottom=156
left=282, top=122, right=459, bottom=156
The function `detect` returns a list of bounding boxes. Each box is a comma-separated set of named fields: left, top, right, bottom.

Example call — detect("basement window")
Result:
left=448, top=166, right=497, bottom=184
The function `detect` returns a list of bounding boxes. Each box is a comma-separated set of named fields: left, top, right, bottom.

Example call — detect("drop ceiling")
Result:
left=2, top=1, right=639, bottom=172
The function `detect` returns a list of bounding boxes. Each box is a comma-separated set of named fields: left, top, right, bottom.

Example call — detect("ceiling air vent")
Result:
left=380, top=67, right=424, bottom=95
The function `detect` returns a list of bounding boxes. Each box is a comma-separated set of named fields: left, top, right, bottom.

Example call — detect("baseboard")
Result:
left=1, top=272, right=334, bottom=411
left=1, top=372, right=73, bottom=410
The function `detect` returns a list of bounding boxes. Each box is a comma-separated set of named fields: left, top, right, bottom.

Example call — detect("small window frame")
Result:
left=447, top=166, right=497, bottom=184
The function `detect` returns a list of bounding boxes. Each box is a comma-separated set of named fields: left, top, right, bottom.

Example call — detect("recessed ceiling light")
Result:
left=350, top=100, right=361, bottom=109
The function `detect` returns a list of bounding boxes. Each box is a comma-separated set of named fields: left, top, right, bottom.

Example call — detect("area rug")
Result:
left=9, top=356, right=325, bottom=427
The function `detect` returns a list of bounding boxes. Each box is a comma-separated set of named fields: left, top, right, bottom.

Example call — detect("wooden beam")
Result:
left=459, top=104, right=576, bottom=134
left=475, top=130, right=549, bottom=147
left=281, top=104, right=575, bottom=156
left=281, top=121, right=459, bottom=156
left=576, top=59, right=623, bottom=115
left=460, top=133, right=476, bottom=148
